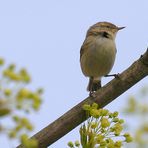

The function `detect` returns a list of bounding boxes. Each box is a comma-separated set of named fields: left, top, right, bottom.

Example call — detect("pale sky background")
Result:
left=0, top=0, right=148, bottom=148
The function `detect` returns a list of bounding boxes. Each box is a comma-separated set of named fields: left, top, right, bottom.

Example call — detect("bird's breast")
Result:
left=80, top=37, right=116, bottom=77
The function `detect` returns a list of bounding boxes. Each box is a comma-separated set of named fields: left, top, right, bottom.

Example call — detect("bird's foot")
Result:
left=105, top=73, right=120, bottom=79
left=89, top=91, right=96, bottom=98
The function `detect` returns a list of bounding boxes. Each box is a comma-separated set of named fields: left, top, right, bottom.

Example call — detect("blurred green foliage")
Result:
left=0, top=57, right=43, bottom=147
left=123, top=86, right=148, bottom=148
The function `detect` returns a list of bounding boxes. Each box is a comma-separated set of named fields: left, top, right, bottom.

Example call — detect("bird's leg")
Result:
left=105, top=73, right=120, bottom=78
left=88, top=77, right=94, bottom=97
left=89, top=91, right=94, bottom=97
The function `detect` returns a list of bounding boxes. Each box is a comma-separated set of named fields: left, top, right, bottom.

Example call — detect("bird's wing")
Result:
left=80, top=37, right=93, bottom=60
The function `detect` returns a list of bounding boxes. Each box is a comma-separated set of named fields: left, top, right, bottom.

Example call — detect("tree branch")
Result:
left=17, top=49, right=148, bottom=148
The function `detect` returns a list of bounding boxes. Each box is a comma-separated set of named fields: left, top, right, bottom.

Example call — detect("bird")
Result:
left=80, top=22, right=125, bottom=96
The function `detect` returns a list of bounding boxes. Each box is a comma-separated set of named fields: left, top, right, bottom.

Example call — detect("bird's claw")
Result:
left=89, top=91, right=96, bottom=98
left=105, top=73, right=120, bottom=79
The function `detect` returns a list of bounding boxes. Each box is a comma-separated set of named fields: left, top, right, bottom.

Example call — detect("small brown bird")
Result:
left=80, top=22, right=125, bottom=96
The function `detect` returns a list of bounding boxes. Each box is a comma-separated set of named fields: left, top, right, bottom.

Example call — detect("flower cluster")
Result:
left=123, top=86, right=148, bottom=147
left=3, top=64, right=31, bottom=83
left=9, top=116, right=33, bottom=138
left=68, top=103, right=133, bottom=148
left=20, top=134, right=38, bottom=148
left=0, top=58, right=43, bottom=147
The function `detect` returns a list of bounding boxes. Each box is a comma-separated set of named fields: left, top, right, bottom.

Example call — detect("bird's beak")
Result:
left=118, top=26, right=126, bottom=30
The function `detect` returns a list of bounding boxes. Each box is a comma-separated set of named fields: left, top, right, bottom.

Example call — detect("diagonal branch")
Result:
left=17, top=49, right=148, bottom=148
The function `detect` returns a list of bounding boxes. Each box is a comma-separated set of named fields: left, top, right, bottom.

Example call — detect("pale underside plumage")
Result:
left=80, top=35, right=116, bottom=80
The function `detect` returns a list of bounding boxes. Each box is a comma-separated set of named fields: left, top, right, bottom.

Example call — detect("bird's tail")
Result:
left=87, top=77, right=101, bottom=92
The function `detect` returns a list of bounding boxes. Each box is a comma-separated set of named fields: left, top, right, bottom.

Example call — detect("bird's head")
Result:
left=87, top=22, right=125, bottom=40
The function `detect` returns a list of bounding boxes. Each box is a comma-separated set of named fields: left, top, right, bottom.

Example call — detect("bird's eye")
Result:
left=102, top=32, right=109, bottom=38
